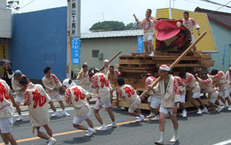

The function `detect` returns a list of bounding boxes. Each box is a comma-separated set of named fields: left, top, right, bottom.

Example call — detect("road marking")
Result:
left=2, top=106, right=217, bottom=144
left=0, top=119, right=145, bottom=144
left=213, top=139, right=231, bottom=145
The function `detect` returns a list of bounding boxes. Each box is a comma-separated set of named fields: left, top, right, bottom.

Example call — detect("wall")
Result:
left=209, top=20, right=231, bottom=72
left=11, top=7, right=67, bottom=80
left=72, top=37, right=138, bottom=75
left=0, top=8, right=12, bottom=38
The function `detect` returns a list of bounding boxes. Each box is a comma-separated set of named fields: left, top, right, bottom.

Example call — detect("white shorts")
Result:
left=219, top=89, right=230, bottom=98
left=94, top=98, right=112, bottom=110
left=210, top=97, right=217, bottom=104
left=181, top=95, right=186, bottom=103
left=192, top=92, right=200, bottom=99
left=148, top=96, right=161, bottom=109
left=159, top=106, right=173, bottom=115
left=191, top=34, right=195, bottom=43
left=0, top=117, right=13, bottom=133
left=128, top=98, right=141, bottom=113
left=49, top=94, right=62, bottom=101
left=15, top=96, right=24, bottom=103
left=143, top=32, right=154, bottom=42
left=73, top=111, right=91, bottom=125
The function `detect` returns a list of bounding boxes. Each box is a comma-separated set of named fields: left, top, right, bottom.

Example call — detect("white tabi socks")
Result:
left=169, top=129, right=179, bottom=143
left=154, top=131, right=164, bottom=145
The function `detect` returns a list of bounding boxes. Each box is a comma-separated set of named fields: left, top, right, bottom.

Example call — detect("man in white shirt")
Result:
left=0, top=79, right=17, bottom=145
left=42, top=67, right=70, bottom=117
left=63, top=78, right=95, bottom=136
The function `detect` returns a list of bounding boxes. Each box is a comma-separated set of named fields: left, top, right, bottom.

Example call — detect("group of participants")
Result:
left=0, top=9, right=208, bottom=145
left=1, top=58, right=231, bottom=145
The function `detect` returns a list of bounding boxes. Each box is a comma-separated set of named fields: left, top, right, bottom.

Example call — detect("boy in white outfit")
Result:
left=63, top=78, right=95, bottom=136
left=89, top=68, right=116, bottom=131
left=11, top=70, right=25, bottom=122
left=0, top=79, right=17, bottom=145
left=142, top=72, right=161, bottom=120
left=42, top=67, right=70, bottom=117
left=117, top=77, right=144, bottom=122
left=196, top=73, right=224, bottom=112
left=169, top=71, right=187, bottom=118
left=210, top=69, right=231, bottom=110
left=20, top=76, right=56, bottom=145
left=179, top=72, right=208, bottom=115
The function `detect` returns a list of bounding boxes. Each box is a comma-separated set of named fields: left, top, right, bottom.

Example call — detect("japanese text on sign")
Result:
left=72, top=37, right=81, bottom=64
left=70, top=0, right=80, bottom=37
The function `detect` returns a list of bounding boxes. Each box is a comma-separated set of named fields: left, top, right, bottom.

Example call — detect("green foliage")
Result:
left=90, top=21, right=140, bottom=32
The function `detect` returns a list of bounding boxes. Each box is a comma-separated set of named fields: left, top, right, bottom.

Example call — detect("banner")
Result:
left=71, top=37, right=81, bottom=65
left=137, top=37, right=143, bottom=53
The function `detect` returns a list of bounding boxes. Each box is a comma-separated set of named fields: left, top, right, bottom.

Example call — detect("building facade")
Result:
left=0, top=0, right=12, bottom=74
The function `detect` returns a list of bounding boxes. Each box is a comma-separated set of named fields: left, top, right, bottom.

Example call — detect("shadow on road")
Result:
left=63, top=136, right=92, bottom=144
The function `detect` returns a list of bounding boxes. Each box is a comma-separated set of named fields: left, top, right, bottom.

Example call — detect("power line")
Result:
left=183, top=0, right=219, bottom=8
left=20, top=0, right=36, bottom=10
left=200, top=0, right=231, bottom=9
left=216, top=0, right=231, bottom=10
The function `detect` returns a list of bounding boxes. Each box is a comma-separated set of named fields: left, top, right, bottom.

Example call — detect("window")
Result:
left=92, top=50, right=99, bottom=57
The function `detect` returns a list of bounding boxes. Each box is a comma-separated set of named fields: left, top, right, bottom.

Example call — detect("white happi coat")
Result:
left=175, top=76, right=186, bottom=96
left=78, top=71, right=90, bottom=90
left=24, top=83, right=50, bottom=127
left=42, top=74, right=62, bottom=98
left=0, top=79, right=14, bottom=119
left=226, top=71, right=231, bottom=88
left=183, top=73, right=200, bottom=93
left=197, top=77, right=218, bottom=98
left=145, top=76, right=157, bottom=96
left=119, top=84, right=139, bottom=105
left=210, top=71, right=230, bottom=91
left=138, top=17, right=155, bottom=34
left=65, top=85, right=91, bottom=117
left=154, top=75, right=181, bottom=108
left=11, top=74, right=26, bottom=98
left=91, top=72, right=111, bottom=101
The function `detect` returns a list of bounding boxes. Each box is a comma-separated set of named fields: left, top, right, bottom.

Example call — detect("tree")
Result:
left=90, top=21, right=142, bottom=32
left=125, top=22, right=140, bottom=30
left=90, top=21, right=126, bottom=32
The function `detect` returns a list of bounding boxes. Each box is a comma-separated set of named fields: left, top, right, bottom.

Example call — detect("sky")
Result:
left=10, top=0, right=231, bottom=33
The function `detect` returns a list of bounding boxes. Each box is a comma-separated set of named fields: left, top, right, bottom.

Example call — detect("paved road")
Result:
left=1, top=106, right=231, bottom=145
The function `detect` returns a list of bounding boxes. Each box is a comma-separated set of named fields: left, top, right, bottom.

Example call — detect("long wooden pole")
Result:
left=99, top=51, right=122, bottom=71
left=140, top=31, right=207, bottom=99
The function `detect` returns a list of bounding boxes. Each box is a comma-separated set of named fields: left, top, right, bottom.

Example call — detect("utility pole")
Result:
left=169, top=0, right=172, bottom=19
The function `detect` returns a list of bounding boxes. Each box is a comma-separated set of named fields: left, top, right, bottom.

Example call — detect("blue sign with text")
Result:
left=72, top=37, right=81, bottom=65
left=137, top=37, right=143, bottom=53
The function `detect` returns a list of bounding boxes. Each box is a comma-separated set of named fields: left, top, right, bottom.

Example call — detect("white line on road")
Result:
left=13, top=105, right=95, bottom=117
left=213, top=139, right=231, bottom=145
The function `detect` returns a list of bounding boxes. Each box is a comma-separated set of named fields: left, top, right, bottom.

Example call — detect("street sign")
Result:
left=71, top=37, right=81, bottom=64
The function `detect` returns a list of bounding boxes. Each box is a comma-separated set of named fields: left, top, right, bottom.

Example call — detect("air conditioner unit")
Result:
left=98, top=53, right=103, bottom=60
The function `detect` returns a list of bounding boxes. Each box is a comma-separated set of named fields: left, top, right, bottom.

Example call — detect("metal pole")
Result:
left=169, top=0, right=172, bottom=19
